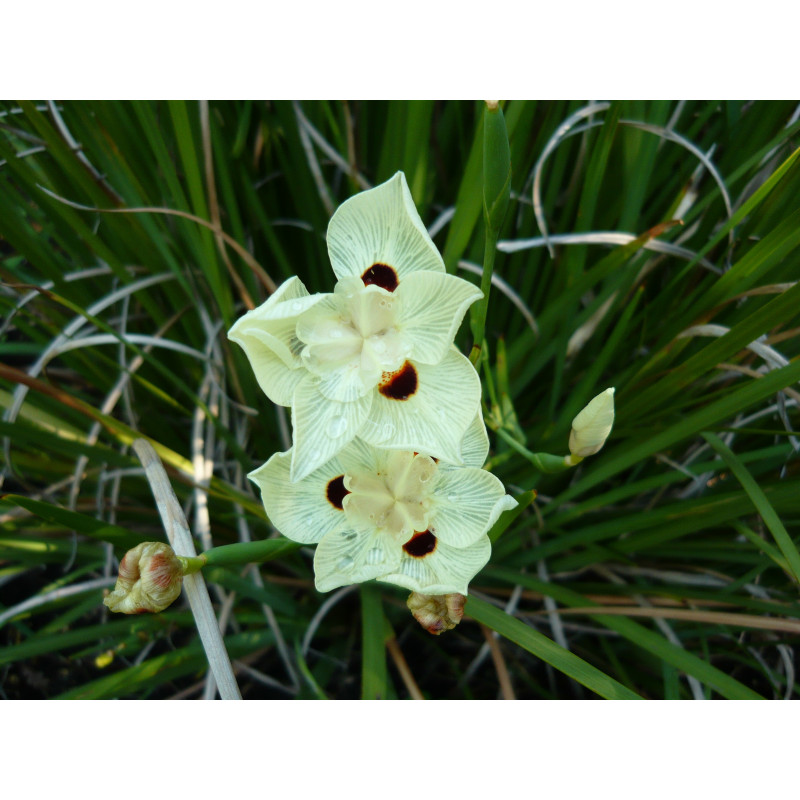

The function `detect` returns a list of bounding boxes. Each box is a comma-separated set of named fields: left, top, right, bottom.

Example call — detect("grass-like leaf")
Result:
left=466, top=595, right=642, bottom=699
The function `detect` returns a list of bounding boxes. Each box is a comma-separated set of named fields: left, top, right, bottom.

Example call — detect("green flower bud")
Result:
left=569, top=387, right=616, bottom=458
left=483, top=101, right=511, bottom=235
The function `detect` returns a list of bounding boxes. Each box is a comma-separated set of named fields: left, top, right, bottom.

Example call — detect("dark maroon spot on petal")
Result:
left=361, top=263, right=398, bottom=292
left=378, top=360, right=418, bottom=401
left=403, top=530, right=437, bottom=558
left=326, top=475, right=350, bottom=510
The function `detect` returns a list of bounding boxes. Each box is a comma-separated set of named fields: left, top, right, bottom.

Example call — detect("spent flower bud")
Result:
left=407, top=592, right=466, bottom=635
left=104, top=542, right=186, bottom=614
left=568, top=387, right=615, bottom=458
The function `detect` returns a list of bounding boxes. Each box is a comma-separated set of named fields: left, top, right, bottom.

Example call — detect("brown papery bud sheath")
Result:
left=104, top=542, right=185, bottom=614
left=407, top=592, right=467, bottom=635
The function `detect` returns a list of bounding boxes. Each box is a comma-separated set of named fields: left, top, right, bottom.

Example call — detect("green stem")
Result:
left=200, top=537, right=302, bottom=568
left=469, top=101, right=511, bottom=366
left=494, top=427, right=578, bottom=473
left=177, top=555, right=206, bottom=575
left=469, top=229, right=498, bottom=366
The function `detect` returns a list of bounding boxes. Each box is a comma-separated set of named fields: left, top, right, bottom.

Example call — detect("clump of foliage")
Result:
left=1, top=100, right=799, bottom=699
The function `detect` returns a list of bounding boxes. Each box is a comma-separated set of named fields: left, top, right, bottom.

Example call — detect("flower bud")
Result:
left=569, top=387, right=615, bottom=458
left=104, top=542, right=185, bottom=614
left=407, top=592, right=466, bottom=635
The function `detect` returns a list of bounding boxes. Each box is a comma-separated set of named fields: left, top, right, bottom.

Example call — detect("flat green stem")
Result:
left=469, top=229, right=498, bottom=366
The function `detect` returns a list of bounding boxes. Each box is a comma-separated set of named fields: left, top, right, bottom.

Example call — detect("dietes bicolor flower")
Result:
left=249, top=414, right=516, bottom=595
left=229, top=172, right=483, bottom=482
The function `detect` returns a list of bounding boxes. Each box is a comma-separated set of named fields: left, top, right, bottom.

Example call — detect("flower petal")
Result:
left=429, top=468, right=517, bottom=548
left=290, top=375, right=373, bottom=482
left=231, top=328, right=309, bottom=406
left=460, top=412, right=490, bottom=469
left=379, top=535, right=491, bottom=595
left=229, top=277, right=318, bottom=367
left=360, top=348, right=480, bottom=465
left=326, top=172, right=445, bottom=285
left=228, top=277, right=324, bottom=406
left=394, top=271, right=482, bottom=365
left=314, top=526, right=402, bottom=592
left=248, top=450, right=349, bottom=544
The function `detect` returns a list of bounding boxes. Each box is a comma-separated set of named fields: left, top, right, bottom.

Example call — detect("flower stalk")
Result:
left=200, top=537, right=301, bottom=568
left=489, top=388, right=614, bottom=473
left=470, top=101, right=511, bottom=365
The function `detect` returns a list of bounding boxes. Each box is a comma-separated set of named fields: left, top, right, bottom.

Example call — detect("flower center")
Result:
left=342, top=452, right=437, bottom=540
left=297, top=279, right=412, bottom=393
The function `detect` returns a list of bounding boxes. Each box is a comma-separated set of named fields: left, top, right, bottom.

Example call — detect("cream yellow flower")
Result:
left=249, top=415, right=516, bottom=595
left=229, top=172, right=482, bottom=482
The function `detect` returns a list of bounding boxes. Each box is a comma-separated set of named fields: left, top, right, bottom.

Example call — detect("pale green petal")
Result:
left=326, top=172, right=445, bottom=284
left=231, top=329, right=308, bottom=406
left=460, top=412, right=490, bottom=469
left=429, top=469, right=517, bottom=548
left=228, top=277, right=324, bottom=406
left=290, top=376, right=373, bottom=482
left=314, top=527, right=402, bottom=592
left=394, top=271, right=482, bottom=365
left=313, top=364, right=372, bottom=404
left=379, top=535, right=491, bottom=595
left=360, top=349, right=480, bottom=465
left=248, top=450, right=349, bottom=544
left=229, top=277, right=320, bottom=367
